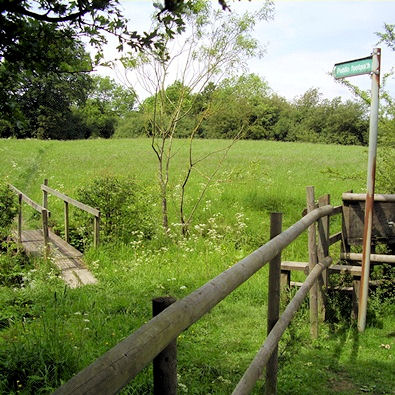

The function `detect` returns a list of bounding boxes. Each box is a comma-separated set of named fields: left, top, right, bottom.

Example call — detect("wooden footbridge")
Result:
left=9, top=180, right=99, bottom=288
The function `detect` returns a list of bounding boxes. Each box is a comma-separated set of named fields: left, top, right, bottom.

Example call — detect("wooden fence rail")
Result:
left=232, top=256, right=332, bottom=395
left=54, top=204, right=333, bottom=395
left=41, top=180, right=100, bottom=247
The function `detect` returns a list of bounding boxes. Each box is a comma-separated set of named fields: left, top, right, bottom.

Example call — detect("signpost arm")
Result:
left=358, top=48, right=381, bottom=332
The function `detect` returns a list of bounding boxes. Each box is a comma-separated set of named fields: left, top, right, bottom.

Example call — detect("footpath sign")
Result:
left=333, top=56, right=373, bottom=79
left=333, top=49, right=381, bottom=333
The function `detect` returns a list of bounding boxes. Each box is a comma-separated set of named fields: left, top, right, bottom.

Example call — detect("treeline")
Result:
left=115, top=75, right=370, bottom=145
left=1, top=70, right=370, bottom=145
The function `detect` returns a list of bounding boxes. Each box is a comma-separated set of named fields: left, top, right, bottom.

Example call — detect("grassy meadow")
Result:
left=0, top=138, right=393, bottom=394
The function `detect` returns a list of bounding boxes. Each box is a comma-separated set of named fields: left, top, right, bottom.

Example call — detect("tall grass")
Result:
left=0, top=138, right=393, bottom=394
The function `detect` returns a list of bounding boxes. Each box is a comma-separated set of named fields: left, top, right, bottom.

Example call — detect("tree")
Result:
left=123, top=0, right=274, bottom=234
left=75, top=76, right=137, bottom=138
left=0, top=22, right=93, bottom=139
left=0, top=0, right=231, bottom=69
left=0, top=0, right=234, bottom=140
left=203, top=74, right=279, bottom=140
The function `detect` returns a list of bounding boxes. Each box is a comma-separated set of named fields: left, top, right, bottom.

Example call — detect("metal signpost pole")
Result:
left=358, top=48, right=381, bottom=332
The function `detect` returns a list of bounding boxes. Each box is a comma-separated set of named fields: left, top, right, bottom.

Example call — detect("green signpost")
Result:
left=333, top=56, right=373, bottom=79
left=333, top=49, right=381, bottom=333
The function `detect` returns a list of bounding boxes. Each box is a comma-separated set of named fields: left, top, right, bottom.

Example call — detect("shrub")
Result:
left=0, top=181, right=18, bottom=238
left=71, top=176, right=155, bottom=249
left=0, top=243, right=33, bottom=287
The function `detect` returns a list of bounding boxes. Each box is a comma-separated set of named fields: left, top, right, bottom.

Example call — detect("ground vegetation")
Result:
left=0, top=138, right=393, bottom=393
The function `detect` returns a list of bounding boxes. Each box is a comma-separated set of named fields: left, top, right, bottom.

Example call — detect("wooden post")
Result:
left=18, top=193, right=22, bottom=244
left=42, top=178, right=48, bottom=210
left=64, top=201, right=69, bottom=243
left=306, top=186, right=318, bottom=339
left=42, top=208, right=49, bottom=259
left=152, top=297, right=177, bottom=395
left=280, top=270, right=290, bottom=290
left=317, top=194, right=330, bottom=321
left=341, top=190, right=352, bottom=256
left=265, top=213, right=282, bottom=395
left=352, top=279, right=360, bottom=321
left=93, top=213, right=100, bottom=248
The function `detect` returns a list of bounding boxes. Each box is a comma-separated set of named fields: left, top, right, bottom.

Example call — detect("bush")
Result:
left=376, top=147, right=395, bottom=194
left=0, top=181, right=17, bottom=239
left=71, top=176, right=155, bottom=249
left=0, top=243, right=33, bottom=287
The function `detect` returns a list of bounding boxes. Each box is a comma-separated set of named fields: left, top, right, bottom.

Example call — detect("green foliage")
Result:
left=71, top=176, right=155, bottom=249
left=0, top=243, right=33, bottom=288
left=113, top=111, right=147, bottom=138
left=0, top=181, right=17, bottom=238
left=0, top=138, right=394, bottom=394
left=376, top=147, right=395, bottom=193
left=284, top=88, right=369, bottom=145
left=0, top=25, right=93, bottom=139
left=376, top=23, right=395, bottom=51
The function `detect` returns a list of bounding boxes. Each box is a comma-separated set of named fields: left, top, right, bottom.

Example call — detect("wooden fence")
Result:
left=54, top=204, right=334, bottom=395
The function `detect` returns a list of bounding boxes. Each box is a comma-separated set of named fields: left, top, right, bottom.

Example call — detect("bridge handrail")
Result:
left=9, top=184, right=50, bottom=215
left=41, top=180, right=100, bottom=248
left=41, top=184, right=99, bottom=217
left=54, top=204, right=333, bottom=395
left=9, top=183, right=50, bottom=257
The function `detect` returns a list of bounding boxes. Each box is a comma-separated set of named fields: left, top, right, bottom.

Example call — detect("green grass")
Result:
left=0, top=138, right=393, bottom=394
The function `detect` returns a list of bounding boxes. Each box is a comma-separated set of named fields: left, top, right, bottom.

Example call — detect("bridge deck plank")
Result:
left=16, top=229, right=97, bottom=288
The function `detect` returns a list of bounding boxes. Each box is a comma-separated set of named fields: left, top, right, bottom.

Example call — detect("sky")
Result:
left=95, top=0, right=395, bottom=102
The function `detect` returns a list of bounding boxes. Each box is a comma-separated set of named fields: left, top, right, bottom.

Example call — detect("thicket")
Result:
left=66, top=177, right=155, bottom=250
